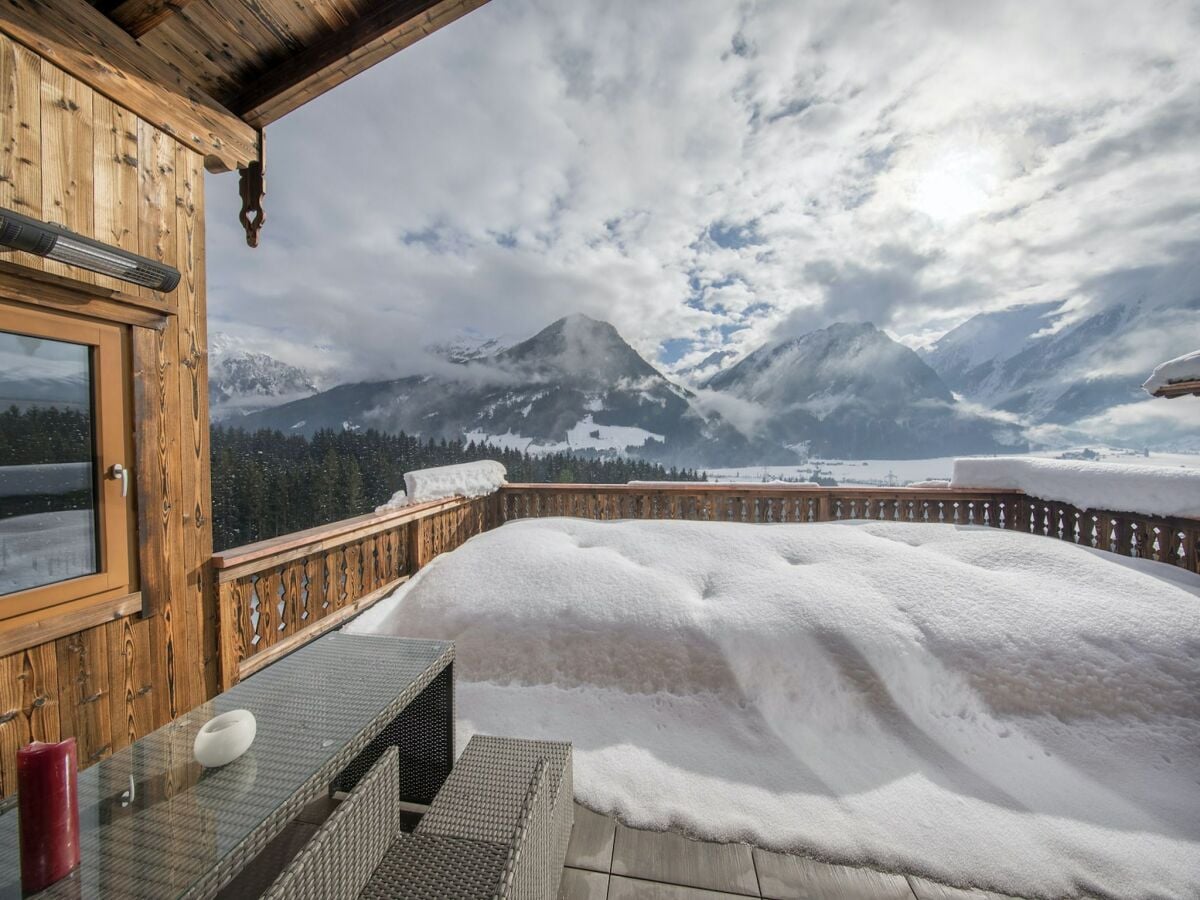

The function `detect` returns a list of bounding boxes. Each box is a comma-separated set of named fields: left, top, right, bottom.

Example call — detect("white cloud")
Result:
left=205, top=0, right=1200, bottom=387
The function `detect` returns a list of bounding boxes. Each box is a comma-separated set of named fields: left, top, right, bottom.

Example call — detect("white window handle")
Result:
left=109, top=463, right=129, bottom=498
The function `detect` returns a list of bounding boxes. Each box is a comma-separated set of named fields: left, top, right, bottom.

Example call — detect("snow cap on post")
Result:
left=1142, top=349, right=1200, bottom=397
left=376, top=460, right=507, bottom=512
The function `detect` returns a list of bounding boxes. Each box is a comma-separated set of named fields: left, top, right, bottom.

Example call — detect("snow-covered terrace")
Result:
left=209, top=460, right=1200, bottom=900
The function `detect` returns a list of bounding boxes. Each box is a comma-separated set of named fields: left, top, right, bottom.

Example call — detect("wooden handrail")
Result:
left=497, top=484, right=1200, bottom=573
left=212, top=495, right=470, bottom=574
left=211, top=493, right=501, bottom=689
left=500, top=482, right=983, bottom=493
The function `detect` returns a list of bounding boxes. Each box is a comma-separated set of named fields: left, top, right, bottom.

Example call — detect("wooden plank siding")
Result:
left=0, top=37, right=44, bottom=271
left=0, top=0, right=258, bottom=171
left=0, top=33, right=215, bottom=797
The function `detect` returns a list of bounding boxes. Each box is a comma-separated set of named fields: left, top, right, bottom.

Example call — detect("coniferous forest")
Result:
left=210, top=425, right=703, bottom=550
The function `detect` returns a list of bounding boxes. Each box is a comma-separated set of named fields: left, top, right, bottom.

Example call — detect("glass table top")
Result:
left=0, top=633, right=453, bottom=899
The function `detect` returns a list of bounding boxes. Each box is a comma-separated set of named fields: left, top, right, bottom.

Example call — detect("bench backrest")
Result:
left=262, top=746, right=401, bottom=900
left=496, top=758, right=550, bottom=900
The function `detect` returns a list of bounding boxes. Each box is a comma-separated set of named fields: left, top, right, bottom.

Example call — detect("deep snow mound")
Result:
left=349, top=518, right=1200, bottom=899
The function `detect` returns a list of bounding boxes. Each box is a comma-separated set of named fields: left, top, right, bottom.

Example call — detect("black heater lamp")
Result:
left=0, top=207, right=181, bottom=293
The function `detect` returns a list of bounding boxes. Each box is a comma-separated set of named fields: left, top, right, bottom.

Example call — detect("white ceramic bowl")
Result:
left=193, top=709, right=256, bottom=768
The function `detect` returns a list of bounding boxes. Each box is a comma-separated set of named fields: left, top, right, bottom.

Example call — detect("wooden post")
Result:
left=214, top=577, right=244, bottom=692
left=816, top=493, right=832, bottom=522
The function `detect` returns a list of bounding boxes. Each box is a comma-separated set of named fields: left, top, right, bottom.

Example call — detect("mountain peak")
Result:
left=556, top=312, right=605, bottom=326
left=208, top=341, right=319, bottom=420
left=778, top=320, right=881, bottom=347
left=545, top=312, right=623, bottom=341
left=703, top=319, right=1022, bottom=457
left=499, top=314, right=657, bottom=383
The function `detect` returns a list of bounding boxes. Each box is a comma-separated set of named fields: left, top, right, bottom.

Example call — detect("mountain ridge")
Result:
left=706, top=322, right=1025, bottom=458
left=237, top=315, right=1025, bottom=463
left=208, top=333, right=320, bottom=420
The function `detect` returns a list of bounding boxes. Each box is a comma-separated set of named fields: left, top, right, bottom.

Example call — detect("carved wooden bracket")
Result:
left=238, top=131, right=266, bottom=247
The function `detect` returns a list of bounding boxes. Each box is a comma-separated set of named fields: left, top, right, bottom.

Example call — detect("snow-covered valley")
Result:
left=709, top=448, right=1200, bottom=487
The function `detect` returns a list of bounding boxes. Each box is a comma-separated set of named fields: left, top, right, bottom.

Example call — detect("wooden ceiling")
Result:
left=0, top=0, right=489, bottom=171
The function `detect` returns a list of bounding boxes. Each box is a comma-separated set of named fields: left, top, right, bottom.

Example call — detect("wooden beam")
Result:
left=0, top=0, right=256, bottom=172
left=1153, top=380, right=1200, bottom=399
left=0, top=259, right=172, bottom=328
left=0, top=592, right=142, bottom=659
left=108, top=0, right=198, bottom=39
left=231, top=0, right=490, bottom=129
left=212, top=495, right=469, bottom=578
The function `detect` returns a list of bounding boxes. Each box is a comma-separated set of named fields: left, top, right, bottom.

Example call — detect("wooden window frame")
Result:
left=0, top=301, right=136, bottom=624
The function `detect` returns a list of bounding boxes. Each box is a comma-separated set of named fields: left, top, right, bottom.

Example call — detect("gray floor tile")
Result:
left=609, top=874, right=758, bottom=900
left=907, top=876, right=1018, bottom=900
left=566, top=803, right=618, bottom=872
left=754, top=849, right=914, bottom=899
left=612, top=823, right=759, bottom=896
left=559, top=866, right=610, bottom=900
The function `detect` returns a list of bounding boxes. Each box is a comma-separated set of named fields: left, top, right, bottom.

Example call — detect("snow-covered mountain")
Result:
left=924, top=295, right=1200, bottom=430
left=239, top=315, right=788, bottom=468
left=208, top=333, right=320, bottom=421
left=425, top=334, right=511, bottom=364
left=705, top=322, right=1025, bottom=457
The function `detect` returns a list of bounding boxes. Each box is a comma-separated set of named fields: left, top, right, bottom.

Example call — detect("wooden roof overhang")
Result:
left=0, top=0, right=489, bottom=173
left=1151, top=380, right=1200, bottom=399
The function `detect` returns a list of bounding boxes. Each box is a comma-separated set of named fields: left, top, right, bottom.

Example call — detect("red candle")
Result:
left=17, top=738, right=81, bottom=894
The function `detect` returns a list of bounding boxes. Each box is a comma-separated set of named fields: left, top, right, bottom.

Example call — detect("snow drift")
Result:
left=349, top=517, right=1200, bottom=900
left=951, top=455, right=1200, bottom=519
left=1143, top=349, right=1200, bottom=394
left=376, top=460, right=506, bottom=511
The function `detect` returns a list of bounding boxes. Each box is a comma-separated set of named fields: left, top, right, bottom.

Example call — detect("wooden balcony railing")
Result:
left=497, top=484, right=1200, bottom=574
left=210, top=494, right=500, bottom=689
left=210, top=482, right=1200, bottom=691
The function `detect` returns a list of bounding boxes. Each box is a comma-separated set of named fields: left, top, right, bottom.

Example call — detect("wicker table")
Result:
left=0, top=633, right=454, bottom=900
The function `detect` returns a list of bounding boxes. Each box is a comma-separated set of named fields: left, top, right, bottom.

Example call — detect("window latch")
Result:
left=109, top=463, right=129, bottom=498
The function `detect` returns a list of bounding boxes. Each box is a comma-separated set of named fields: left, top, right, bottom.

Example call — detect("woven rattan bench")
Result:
left=264, top=735, right=573, bottom=899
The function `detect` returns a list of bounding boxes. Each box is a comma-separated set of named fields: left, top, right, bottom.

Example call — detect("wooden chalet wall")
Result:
left=0, top=33, right=216, bottom=796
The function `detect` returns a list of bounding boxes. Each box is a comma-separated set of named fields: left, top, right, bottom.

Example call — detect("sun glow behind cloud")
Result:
left=908, top=142, right=1003, bottom=225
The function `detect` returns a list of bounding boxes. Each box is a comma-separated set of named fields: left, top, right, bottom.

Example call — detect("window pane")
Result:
left=0, top=330, right=98, bottom=594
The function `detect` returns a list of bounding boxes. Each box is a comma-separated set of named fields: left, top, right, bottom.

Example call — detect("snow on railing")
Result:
left=1143, top=349, right=1200, bottom=396
left=951, top=457, right=1200, bottom=520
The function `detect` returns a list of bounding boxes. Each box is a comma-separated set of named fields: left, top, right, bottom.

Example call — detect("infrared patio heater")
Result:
left=0, top=207, right=181, bottom=293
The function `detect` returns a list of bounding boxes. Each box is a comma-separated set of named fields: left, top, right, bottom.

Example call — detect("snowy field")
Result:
left=349, top=517, right=1200, bottom=900
left=464, top=414, right=664, bottom=456
left=0, top=510, right=96, bottom=594
left=708, top=448, right=1200, bottom=487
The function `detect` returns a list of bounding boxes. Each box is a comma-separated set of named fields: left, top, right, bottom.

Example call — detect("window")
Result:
left=0, top=303, right=134, bottom=620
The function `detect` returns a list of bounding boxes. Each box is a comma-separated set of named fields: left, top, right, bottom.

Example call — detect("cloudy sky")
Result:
left=205, top=0, right=1200, bottom=388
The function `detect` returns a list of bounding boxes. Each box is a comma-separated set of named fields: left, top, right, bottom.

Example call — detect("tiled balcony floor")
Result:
left=560, top=803, right=1027, bottom=900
